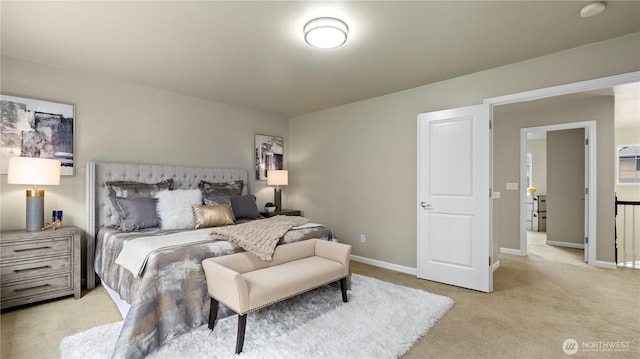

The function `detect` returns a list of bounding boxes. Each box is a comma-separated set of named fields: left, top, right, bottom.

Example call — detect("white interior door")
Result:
left=417, top=104, right=492, bottom=292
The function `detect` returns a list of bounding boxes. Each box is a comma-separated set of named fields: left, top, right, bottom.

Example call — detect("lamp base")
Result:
left=26, top=189, right=45, bottom=232
left=274, top=188, right=282, bottom=212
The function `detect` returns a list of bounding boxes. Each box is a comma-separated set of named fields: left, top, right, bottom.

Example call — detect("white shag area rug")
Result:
left=60, top=274, right=454, bottom=359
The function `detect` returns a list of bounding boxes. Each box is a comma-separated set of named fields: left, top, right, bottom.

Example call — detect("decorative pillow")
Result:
left=202, top=194, right=236, bottom=221
left=155, top=189, right=202, bottom=230
left=106, top=179, right=174, bottom=226
left=199, top=180, right=243, bottom=197
left=114, top=197, right=161, bottom=231
left=192, top=204, right=234, bottom=229
left=229, top=195, right=261, bottom=220
left=107, top=179, right=174, bottom=198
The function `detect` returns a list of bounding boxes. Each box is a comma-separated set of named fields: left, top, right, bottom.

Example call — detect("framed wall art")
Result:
left=255, top=134, right=283, bottom=180
left=1, top=94, right=75, bottom=175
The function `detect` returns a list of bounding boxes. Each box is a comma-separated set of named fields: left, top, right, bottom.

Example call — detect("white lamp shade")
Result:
left=267, top=170, right=288, bottom=186
left=7, top=157, right=61, bottom=186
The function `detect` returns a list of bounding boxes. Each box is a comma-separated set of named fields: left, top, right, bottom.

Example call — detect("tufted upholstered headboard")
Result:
left=85, top=161, right=249, bottom=289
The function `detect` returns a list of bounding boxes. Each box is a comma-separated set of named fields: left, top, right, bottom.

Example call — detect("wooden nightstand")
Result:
left=0, top=226, right=82, bottom=309
left=260, top=209, right=302, bottom=218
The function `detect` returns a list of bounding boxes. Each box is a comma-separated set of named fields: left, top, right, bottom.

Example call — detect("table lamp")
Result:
left=267, top=170, right=288, bottom=212
left=7, top=157, right=61, bottom=231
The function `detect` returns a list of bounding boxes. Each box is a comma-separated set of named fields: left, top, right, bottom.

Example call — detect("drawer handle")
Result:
left=13, top=265, right=51, bottom=273
left=14, top=246, right=52, bottom=253
left=14, top=284, right=51, bottom=292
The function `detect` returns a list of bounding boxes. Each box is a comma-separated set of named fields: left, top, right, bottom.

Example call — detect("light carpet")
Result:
left=60, top=274, right=454, bottom=359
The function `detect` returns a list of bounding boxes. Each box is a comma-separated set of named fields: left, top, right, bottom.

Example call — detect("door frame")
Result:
left=519, top=122, right=595, bottom=263
left=484, top=71, right=640, bottom=268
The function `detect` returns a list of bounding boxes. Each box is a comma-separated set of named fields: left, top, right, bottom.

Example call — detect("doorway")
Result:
left=522, top=126, right=589, bottom=263
left=485, top=71, right=640, bottom=267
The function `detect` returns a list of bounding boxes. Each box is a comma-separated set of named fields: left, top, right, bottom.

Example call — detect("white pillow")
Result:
left=155, top=189, right=202, bottom=230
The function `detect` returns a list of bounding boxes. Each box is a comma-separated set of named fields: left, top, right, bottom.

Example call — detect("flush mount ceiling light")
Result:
left=580, top=1, right=607, bottom=18
left=304, top=17, right=348, bottom=49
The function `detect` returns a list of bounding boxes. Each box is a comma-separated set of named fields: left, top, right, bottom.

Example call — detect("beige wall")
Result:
left=494, top=97, right=615, bottom=260
left=290, top=33, right=637, bottom=268
left=546, top=128, right=585, bottom=246
left=0, top=56, right=289, bottom=232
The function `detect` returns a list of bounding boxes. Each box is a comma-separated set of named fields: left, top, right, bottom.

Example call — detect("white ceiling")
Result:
left=1, top=1, right=639, bottom=118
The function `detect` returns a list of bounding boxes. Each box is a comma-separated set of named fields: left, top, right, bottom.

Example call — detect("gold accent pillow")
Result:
left=192, top=204, right=234, bottom=229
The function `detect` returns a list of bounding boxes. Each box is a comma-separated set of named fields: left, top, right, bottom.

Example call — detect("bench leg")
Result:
left=208, top=297, right=219, bottom=330
left=340, top=277, right=348, bottom=302
left=236, top=314, right=247, bottom=354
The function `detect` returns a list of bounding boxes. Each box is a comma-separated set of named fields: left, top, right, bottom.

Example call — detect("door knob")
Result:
left=420, top=202, right=433, bottom=209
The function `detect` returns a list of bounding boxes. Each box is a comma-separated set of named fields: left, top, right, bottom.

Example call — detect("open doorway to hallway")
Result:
left=525, top=127, right=587, bottom=265
left=489, top=72, right=639, bottom=268
left=521, top=124, right=591, bottom=262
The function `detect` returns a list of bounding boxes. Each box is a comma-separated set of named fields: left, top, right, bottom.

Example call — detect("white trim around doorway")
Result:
left=483, top=72, right=639, bottom=106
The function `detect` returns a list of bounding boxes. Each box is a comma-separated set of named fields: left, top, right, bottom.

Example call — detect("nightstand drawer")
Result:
left=1, top=257, right=71, bottom=283
left=0, top=237, right=70, bottom=261
left=1, top=273, right=72, bottom=301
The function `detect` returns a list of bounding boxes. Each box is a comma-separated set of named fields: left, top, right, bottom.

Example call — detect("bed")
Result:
left=85, top=162, right=335, bottom=359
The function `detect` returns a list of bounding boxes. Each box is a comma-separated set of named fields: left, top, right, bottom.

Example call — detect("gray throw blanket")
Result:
left=208, top=215, right=310, bottom=260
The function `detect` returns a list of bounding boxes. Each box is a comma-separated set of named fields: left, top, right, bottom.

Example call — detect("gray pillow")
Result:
left=114, top=197, right=161, bottom=231
left=106, top=179, right=173, bottom=227
left=106, top=179, right=174, bottom=199
left=229, top=195, right=261, bottom=220
left=199, top=180, right=243, bottom=197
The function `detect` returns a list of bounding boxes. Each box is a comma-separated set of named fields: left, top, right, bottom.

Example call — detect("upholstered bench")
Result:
left=202, top=238, right=351, bottom=354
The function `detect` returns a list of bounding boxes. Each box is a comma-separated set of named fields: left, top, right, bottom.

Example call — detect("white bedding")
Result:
left=115, top=223, right=325, bottom=277
left=115, top=228, right=212, bottom=277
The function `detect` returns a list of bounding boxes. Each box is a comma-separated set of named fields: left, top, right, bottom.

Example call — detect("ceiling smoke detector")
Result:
left=580, top=2, right=607, bottom=18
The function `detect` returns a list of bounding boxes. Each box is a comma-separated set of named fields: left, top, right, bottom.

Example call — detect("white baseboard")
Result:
left=350, top=255, right=417, bottom=276
left=546, top=240, right=585, bottom=249
left=349, top=253, right=615, bottom=275
left=500, top=247, right=523, bottom=256
left=592, top=260, right=617, bottom=269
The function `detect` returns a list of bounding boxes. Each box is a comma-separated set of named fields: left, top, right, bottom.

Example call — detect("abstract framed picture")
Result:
left=1, top=94, right=75, bottom=175
left=255, top=134, right=283, bottom=180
